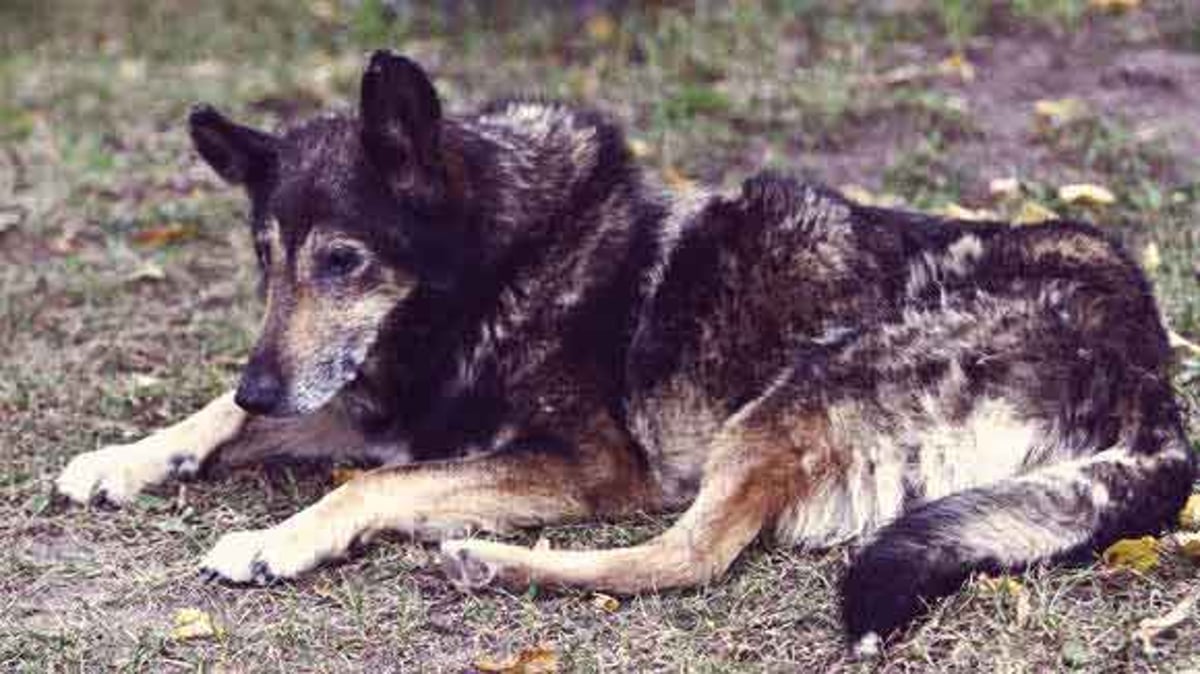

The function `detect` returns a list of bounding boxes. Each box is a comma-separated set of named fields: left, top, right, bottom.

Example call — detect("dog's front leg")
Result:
left=199, top=446, right=655, bottom=584
left=57, top=390, right=246, bottom=505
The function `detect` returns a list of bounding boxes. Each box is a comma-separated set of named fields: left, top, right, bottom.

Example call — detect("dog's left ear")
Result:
left=188, top=105, right=278, bottom=191
left=360, top=50, right=443, bottom=198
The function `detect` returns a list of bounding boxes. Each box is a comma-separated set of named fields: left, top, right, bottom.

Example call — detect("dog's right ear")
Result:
left=359, top=50, right=443, bottom=198
left=188, top=104, right=278, bottom=190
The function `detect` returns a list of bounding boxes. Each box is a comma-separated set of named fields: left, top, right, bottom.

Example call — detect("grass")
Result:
left=2, top=1, right=1199, bottom=671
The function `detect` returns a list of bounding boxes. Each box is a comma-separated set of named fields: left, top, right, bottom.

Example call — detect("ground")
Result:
left=2, top=2, right=1199, bottom=672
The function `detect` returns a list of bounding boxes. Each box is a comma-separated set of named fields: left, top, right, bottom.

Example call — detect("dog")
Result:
left=57, top=50, right=1195, bottom=654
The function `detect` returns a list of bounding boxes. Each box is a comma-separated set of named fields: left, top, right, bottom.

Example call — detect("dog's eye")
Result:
left=320, top=247, right=365, bottom=277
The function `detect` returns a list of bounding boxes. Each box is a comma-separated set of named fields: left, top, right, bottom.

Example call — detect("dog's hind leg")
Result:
left=57, top=390, right=248, bottom=505
left=440, top=388, right=844, bottom=594
left=198, top=431, right=660, bottom=584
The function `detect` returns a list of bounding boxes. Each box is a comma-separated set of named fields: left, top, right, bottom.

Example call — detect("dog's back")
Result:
left=623, top=172, right=1194, bottom=651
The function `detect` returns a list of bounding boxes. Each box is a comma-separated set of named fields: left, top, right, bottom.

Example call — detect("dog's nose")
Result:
left=235, top=368, right=284, bottom=416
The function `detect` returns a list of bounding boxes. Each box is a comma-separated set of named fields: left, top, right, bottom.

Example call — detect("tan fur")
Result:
left=199, top=433, right=657, bottom=583
left=56, top=391, right=247, bottom=503
left=442, top=384, right=845, bottom=593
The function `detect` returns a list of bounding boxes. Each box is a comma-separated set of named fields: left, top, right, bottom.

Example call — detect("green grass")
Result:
left=2, top=1, right=1199, bottom=671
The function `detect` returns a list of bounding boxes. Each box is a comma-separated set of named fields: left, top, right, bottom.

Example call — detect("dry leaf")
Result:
left=170, top=608, right=224, bottom=641
left=1141, top=241, right=1161, bottom=272
left=1014, top=200, right=1058, bottom=225
left=662, top=165, right=695, bottom=191
left=1102, top=536, right=1160, bottom=573
left=591, top=592, right=620, bottom=613
left=840, top=184, right=905, bottom=209
left=988, top=177, right=1022, bottom=200
left=132, top=222, right=197, bottom=248
left=1179, top=494, right=1200, bottom=531
left=1175, top=532, right=1200, bottom=563
left=1033, top=98, right=1086, bottom=128
left=937, top=52, right=976, bottom=82
left=1169, top=331, right=1200, bottom=357
left=627, top=138, right=652, bottom=159
left=936, top=203, right=999, bottom=222
left=1058, top=184, right=1116, bottom=207
left=585, top=13, right=617, bottom=43
left=126, top=261, right=166, bottom=283
left=1090, top=0, right=1141, bottom=13
left=474, top=644, right=558, bottom=674
left=331, top=467, right=364, bottom=486
left=978, top=574, right=1024, bottom=597
left=1133, top=588, right=1198, bottom=655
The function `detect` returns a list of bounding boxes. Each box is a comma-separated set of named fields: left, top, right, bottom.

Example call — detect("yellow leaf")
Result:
left=591, top=592, right=620, bottom=613
left=170, top=608, right=223, bottom=641
left=1141, top=242, right=1161, bottom=272
left=125, top=261, right=166, bottom=283
left=1176, top=532, right=1200, bottom=563
left=1058, top=184, right=1116, bottom=207
left=1169, top=330, right=1200, bottom=357
left=585, top=13, right=617, bottom=44
left=1089, top=0, right=1141, bottom=13
left=627, top=138, right=652, bottom=159
left=331, top=467, right=364, bottom=486
left=840, top=184, right=905, bottom=209
left=935, top=203, right=999, bottom=222
left=662, top=165, right=695, bottom=191
left=1033, top=98, right=1086, bottom=128
left=1179, top=494, right=1200, bottom=531
left=1102, top=536, right=1160, bottom=573
left=475, top=644, right=558, bottom=673
left=1013, top=200, right=1058, bottom=225
left=977, top=574, right=1025, bottom=598
left=937, top=52, right=976, bottom=82
left=988, top=177, right=1022, bottom=200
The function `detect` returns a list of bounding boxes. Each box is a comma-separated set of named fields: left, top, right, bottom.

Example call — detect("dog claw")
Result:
left=441, top=542, right=498, bottom=590
left=250, top=560, right=277, bottom=585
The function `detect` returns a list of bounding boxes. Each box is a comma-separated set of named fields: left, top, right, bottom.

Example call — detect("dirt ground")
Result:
left=2, top=2, right=1198, bottom=672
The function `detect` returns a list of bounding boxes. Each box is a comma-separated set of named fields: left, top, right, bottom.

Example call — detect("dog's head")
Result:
left=189, top=51, right=462, bottom=416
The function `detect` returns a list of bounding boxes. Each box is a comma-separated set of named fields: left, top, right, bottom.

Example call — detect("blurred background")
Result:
left=2, top=2, right=1198, bottom=671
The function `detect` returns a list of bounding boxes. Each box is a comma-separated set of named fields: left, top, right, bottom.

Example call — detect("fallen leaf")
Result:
left=331, top=467, right=364, bottom=486
left=1090, top=0, right=1141, bottom=13
left=1141, top=241, right=1161, bottom=272
left=474, top=644, right=558, bottom=674
left=878, top=63, right=928, bottom=86
left=840, top=184, right=905, bottom=208
left=170, top=608, right=224, bottom=641
left=591, top=592, right=620, bottom=613
left=132, top=222, right=197, bottom=248
left=1102, top=536, right=1159, bottom=573
left=935, top=203, right=999, bottom=222
left=125, top=261, right=166, bottom=283
left=988, top=177, right=1022, bottom=200
left=1058, top=184, right=1116, bottom=207
left=1179, top=494, right=1200, bottom=531
left=662, top=165, right=695, bottom=191
left=978, top=574, right=1024, bottom=597
left=627, top=138, right=652, bottom=159
left=1014, top=200, right=1058, bottom=225
left=1175, top=532, right=1200, bottom=563
left=1133, top=588, right=1198, bottom=655
left=1169, top=331, right=1200, bottom=357
left=937, top=52, right=976, bottom=82
left=585, top=13, right=617, bottom=43
left=1033, top=98, right=1087, bottom=129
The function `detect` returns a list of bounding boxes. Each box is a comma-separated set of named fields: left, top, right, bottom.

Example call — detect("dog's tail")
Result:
left=841, top=385, right=1195, bottom=656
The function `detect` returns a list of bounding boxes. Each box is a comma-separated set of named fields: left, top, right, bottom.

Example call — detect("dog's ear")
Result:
left=359, top=50, right=443, bottom=197
left=188, top=105, right=278, bottom=190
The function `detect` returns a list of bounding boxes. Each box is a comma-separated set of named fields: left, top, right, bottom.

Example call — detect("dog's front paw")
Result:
left=199, top=522, right=340, bottom=585
left=56, top=444, right=173, bottom=505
